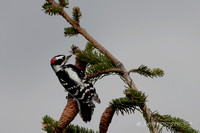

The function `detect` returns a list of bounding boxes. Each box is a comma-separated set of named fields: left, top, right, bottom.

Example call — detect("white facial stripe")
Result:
left=56, top=56, right=64, bottom=60
left=53, top=65, right=61, bottom=72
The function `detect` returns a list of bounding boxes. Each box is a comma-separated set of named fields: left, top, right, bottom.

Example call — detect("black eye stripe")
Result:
left=56, top=59, right=63, bottom=64
left=51, top=59, right=63, bottom=65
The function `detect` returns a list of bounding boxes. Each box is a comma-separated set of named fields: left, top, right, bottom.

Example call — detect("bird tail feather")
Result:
left=78, top=101, right=95, bottom=122
left=92, top=93, right=101, bottom=103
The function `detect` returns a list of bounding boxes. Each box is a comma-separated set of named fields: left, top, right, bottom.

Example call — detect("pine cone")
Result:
left=57, top=95, right=79, bottom=129
left=99, top=106, right=115, bottom=133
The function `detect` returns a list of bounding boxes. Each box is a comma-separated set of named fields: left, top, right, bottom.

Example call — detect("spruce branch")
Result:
left=100, top=90, right=147, bottom=132
left=142, top=106, right=156, bottom=132
left=124, top=88, right=147, bottom=107
left=109, top=97, right=138, bottom=115
left=72, top=7, right=82, bottom=25
left=43, top=0, right=160, bottom=132
left=65, top=124, right=99, bottom=133
left=87, top=68, right=123, bottom=79
left=63, top=7, right=81, bottom=37
left=64, top=27, right=79, bottom=37
left=128, top=65, right=164, bottom=78
left=109, top=89, right=147, bottom=116
left=152, top=113, right=199, bottom=133
left=42, top=1, right=199, bottom=131
left=42, top=2, right=62, bottom=16
left=42, top=115, right=59, bottom=133
left=71, top=43, right=119, bottom=82
left=45, top=0, right=120, bottom=65
left=42, top=115, right=98, bottom=133
left=58, top=0, right=69, bottom=8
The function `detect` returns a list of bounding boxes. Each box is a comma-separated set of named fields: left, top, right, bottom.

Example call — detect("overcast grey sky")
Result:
left=0, top=0, right=200, bottom=132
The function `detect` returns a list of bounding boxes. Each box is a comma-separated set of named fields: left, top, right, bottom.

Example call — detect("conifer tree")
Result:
left=42, top=1, right=199, bottom=133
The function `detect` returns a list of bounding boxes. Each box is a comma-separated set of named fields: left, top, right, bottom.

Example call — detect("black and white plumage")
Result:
left=50, top=54, right=100, bottom=122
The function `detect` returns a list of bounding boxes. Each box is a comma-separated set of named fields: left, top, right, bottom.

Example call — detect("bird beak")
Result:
left=64, top=55, right=72, bottom=65
left=66, top=54, right=72, bottom=60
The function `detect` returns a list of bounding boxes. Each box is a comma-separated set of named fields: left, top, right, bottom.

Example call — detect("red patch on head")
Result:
left=50, top=58, right=57, bottom=64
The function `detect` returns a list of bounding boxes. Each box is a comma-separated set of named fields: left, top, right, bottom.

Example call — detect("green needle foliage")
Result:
left=110, top=97, right=137, bottom=115
left=42, top=115, right=59, bottom=133
left=152, top=113, right=199, bottom=133
left=124, top=88, right=147, bottom=106
left=64, top=7, right=81, bottom=37
left=72, top=7, right=82, bottom=25
left=109, top=89, right=147, bottom=115
left=42, top=115, right=98, bottom=133
left=42, top=2, right=63, bottom=16
left=42, top=0, right=69, bottom=16
left=72, top=42, right=118, bottom=82
left=133, top=64, right=164, bottom=78
left=64, top=27, right=79, bottom=37
left=58, top=0, right=69, bottom=8
left=66, top=125, right=99, bottom=133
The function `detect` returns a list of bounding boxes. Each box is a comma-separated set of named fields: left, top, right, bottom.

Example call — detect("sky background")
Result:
left=0, top=0, right=200, bottom=132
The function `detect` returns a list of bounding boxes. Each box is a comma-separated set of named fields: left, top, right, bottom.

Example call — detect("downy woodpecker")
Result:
left=50, top=54, right=100, bottom=122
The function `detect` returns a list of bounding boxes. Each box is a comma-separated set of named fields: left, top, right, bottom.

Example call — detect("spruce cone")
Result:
left=99, top=106, right=115, bottom=133
left=57, top=95, right=79, bottom=129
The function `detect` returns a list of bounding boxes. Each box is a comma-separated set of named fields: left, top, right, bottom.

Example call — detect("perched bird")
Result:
left=50, top=54, right=100, bottom=122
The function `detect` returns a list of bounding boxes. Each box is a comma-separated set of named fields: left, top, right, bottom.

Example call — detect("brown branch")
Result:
left=128, top=68, right=138, bottom=75
left=45, top=0, right=158, bottom=132
left=46, top=0, right=120, bottom=66
left=87, top=68, right=123, bottom=79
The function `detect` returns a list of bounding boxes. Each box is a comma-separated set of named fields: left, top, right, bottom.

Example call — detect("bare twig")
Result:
left=45, top=0, right=158, bottom=132
left=87, top=68, right=123, bottom=79
left=128, top=68, right=137, bottom=75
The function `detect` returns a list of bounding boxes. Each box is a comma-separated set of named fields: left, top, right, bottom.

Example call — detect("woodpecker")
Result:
left=50, top=54, right=101, bottom=122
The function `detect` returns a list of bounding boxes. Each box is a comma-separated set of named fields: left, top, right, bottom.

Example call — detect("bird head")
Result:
left=50, top=54, right=72, bottom=72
